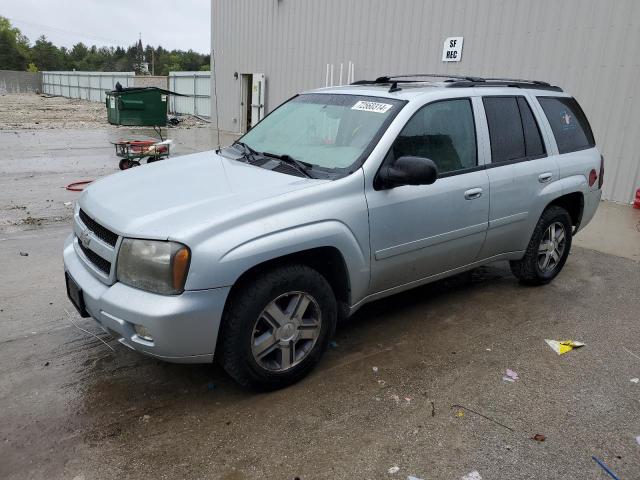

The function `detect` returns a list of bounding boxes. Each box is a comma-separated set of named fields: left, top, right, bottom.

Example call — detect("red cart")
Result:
left=113, top=139, right=172, bottom=170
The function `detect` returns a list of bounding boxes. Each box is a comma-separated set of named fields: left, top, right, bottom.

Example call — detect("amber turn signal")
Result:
left=172, top=246, right=191, bottom=291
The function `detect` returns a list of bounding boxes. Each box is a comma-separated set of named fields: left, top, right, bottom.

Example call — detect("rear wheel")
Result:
left=219, top=264, right=337, bottom=390
left=510, top=206, right=572, bottom=285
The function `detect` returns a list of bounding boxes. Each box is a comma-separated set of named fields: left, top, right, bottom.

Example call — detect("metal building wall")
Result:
left=212, top=0, right=640, bottom=203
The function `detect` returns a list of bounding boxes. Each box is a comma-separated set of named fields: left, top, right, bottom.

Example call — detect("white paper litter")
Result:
left=462, top=471, right=482, bottom=480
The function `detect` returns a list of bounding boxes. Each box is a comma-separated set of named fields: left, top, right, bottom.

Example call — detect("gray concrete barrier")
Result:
left=0, top=70, right=42, bottom=94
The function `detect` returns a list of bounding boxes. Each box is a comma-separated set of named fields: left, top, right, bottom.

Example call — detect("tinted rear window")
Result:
left=517, top=97, right=545, bottom=157
left=483, top=97, right=526, bottom=162
left=538, top=97, right=595, bottom=154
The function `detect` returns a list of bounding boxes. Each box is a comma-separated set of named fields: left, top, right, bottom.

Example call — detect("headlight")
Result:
left=117, top=239, right=190, bottom=295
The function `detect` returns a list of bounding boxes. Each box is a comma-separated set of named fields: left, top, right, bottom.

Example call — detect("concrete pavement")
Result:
left=1, top=122, right=639, bottom=480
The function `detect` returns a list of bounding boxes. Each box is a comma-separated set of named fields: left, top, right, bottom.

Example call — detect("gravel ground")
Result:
left=0, top=93, right=209, bottom=130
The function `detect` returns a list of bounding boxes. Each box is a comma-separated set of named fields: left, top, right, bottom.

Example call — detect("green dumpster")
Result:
left=106, top=87, right=179, bottom=127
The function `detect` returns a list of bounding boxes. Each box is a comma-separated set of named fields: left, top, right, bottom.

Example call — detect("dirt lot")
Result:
left=0, top=93, right=209, bottom=130
left=1, top=94, right=640, bottom=480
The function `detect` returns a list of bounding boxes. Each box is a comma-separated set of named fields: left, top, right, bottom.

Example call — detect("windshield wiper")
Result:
left=231, top=141, right=259, bottom=162
left=261, top=151, right=314, bottom=178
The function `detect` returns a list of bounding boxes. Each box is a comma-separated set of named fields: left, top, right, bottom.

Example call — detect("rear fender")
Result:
left=518, top=175, right=586, bottom=250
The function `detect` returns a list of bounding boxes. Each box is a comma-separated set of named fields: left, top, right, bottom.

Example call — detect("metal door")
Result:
left=478, top=94, right=560, bottom=259
left=251, top=74, right=265, bottom=127
left=367, top=172, right=490, bottom=293
left=365, top=97, right=490, bottom=294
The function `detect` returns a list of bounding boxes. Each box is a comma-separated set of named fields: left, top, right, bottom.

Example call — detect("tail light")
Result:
left=598, top=154, right=604, bottom=189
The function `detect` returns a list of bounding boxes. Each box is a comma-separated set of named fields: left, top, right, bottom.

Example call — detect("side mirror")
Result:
left=378, top=156, right=438, bottom=189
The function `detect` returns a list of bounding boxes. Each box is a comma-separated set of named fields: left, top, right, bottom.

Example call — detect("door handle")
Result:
left=464, top=188, right=483, bottom=200
left=538, top=172, right=553, bottom=183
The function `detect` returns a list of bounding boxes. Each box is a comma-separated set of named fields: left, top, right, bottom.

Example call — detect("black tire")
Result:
left=118, top=159, right=140, bottom=170
left=510, top=205, right=573, bottom=285
left=219, top=264, right=337, bottom=390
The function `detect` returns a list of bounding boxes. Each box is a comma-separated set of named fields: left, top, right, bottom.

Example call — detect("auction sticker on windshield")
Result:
left=351, top=101, right=393, bottom=113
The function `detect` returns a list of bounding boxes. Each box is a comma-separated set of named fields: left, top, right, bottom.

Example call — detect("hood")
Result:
left=80, top=150, right=327, bottom=239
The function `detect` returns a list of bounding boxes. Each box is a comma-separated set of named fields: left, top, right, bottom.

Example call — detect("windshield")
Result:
left=238, top=93, right=404, bottom=171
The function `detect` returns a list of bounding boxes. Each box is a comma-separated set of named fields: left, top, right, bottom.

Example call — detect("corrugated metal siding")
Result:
left=212, top=0, right=640, bottom=203
left=168, top=72, right=211, bottom=117
left=42, top=72, right=135, bottom=103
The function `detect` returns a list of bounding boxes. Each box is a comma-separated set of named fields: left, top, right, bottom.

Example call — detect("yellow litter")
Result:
left=545, top=339, right=585, bottom=355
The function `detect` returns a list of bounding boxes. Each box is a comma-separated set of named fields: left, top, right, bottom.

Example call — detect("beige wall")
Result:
left=212, top=0, right=640, bottom=203
left=133, top=76, right=169, bottom=90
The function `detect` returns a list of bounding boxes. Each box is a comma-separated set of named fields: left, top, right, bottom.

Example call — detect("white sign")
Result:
left=351, top=100, right=393, bottom=113
left=442, top=36, right=464, bottom=62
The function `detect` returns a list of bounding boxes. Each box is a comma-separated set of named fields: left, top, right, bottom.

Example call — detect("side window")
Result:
left=538, top=96, right=595, bottom=154
left=517, top=97, right=545, bottom=157
left=483, top=97, right=526, bottom=163
left=483, top=96, right=546, bottom=163
left=391, top=98, right=477, bottom=175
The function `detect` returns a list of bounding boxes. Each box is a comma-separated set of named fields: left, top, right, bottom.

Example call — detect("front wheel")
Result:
left=219, top=264, right=337, bottom=390
left=510, top=205, right=573, bottom=285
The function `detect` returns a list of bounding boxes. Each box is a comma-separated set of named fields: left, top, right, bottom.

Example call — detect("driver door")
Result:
left=365, top=97, right=490, bottom=293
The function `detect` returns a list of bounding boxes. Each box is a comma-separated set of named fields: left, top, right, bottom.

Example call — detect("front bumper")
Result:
left=63, top=234, right=230, bottom=363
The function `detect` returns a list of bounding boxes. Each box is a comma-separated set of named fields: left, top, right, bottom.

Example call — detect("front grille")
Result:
left=78, top=241, right=111, bottom=275
left=79, top=209, right=118, bottom=247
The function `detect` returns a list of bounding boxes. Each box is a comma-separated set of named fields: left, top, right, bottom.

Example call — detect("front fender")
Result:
left=182, top=169, right=371, bottom=304
left=185, top=221, right=368, bottom=305
left=215, top=220, right=370, bottom=303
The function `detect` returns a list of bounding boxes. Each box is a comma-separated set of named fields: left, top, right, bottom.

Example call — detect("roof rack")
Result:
left=350, top=73, right=562, bottom=92
left=448, top=77, right=563, bottom=91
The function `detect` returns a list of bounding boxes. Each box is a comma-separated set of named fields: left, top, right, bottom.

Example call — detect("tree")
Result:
left=69, top=42, right=89, bottom=69
left=31, top=35, right=65, bottom=70
left=0, top=17, right=211, bottom=73
left=0, top=16, right=30, bottom=70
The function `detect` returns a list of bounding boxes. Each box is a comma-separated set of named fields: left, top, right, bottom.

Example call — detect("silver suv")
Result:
left=64, top=74, right=603, bottom=389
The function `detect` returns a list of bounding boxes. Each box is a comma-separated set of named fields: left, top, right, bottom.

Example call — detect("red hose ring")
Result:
left=66, top=180, right=93, bottom=192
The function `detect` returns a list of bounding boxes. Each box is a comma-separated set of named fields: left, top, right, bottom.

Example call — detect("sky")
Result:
left=2, top=0, right=210, bottom=53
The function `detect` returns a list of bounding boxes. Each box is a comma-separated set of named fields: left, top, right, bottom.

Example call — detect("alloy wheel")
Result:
left=537, top=222, right=566, bottom=273
left=251, top=291, right=322, bottom=372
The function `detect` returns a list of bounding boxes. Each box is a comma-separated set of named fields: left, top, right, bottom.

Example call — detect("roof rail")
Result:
left=447, top=79, right=563, bottom=92
left=351, top=73, right=486, bottom=92
left=350, top=73, right=562, bottom=92
left=377, top=73, right=487, bottom=83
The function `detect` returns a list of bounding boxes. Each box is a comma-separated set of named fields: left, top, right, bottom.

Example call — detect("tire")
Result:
left=510, top=205, right=573, bottom=285
left=118, top=159, right=140, bottom=170
left=219, top=264, right=337, bottom=390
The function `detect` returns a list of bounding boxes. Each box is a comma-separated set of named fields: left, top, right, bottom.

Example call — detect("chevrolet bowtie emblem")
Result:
left=79, top=229, right=91, bottom=248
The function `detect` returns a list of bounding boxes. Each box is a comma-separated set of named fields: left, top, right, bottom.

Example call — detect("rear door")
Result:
left=366, top=97, right=490, bottom=293
left=478, top=95, right=559, bottom=259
